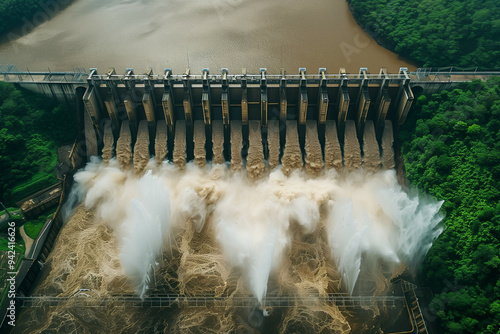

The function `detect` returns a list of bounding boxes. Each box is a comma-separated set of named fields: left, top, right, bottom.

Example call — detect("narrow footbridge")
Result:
left=17, top=292, right=404, bottom=309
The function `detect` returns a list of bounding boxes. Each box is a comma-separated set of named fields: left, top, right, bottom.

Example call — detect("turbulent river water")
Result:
left=0, top=0, right=415, bottom=73
left=13, top=120, right=444, bottom=333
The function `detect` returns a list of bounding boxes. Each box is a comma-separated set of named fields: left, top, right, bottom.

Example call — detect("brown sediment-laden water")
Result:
left=362, top=121, right=381, bottom=173
left=230, top=120, right=243, bottom=171
left=116, top=120, right=132, bottom=170
left=343, top=120, right=362, bottom=171
left=304, top=121, right=324, bottom=176
left=382, top=121, right=395, bottom=169
left=267, top=120, right=281, bottom=170
left=212, top=120, right=225, bottom=165
left=282, top=121, right=303, bottom=176
left=0, top=0, right=415, bottom=73
left=246, top=120, right=266, bottom=178
left=101, top=120, right=114, bottom=164
left=173, top=120, right=187, bottom=169
left=193, top=120, right=207, bottom=168
left=133, top=120, right=150, bottom=174
left=155, top=120, right=168, bottom=165
left=325, top=120, right=343, bottom=171
left=13, top=120, right=445, bottom=333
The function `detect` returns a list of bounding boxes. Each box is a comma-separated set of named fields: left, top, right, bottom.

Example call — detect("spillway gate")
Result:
left=81, top=67, right=414, bottom=162
left=84, top=67, right=413, bottom=132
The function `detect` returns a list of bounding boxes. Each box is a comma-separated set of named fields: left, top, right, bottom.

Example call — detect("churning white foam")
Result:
left=325, top=171, right=444, bottom=294
left=68, top=159, right=443, bottom=301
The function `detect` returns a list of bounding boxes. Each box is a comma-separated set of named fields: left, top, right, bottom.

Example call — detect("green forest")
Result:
left=348, top=0, right=500, bottom=69
left=0, top=0, right=74, bottom=38
left=400, top=78, right=500, bottom=333
left=0, top=82, right=75, bottom=205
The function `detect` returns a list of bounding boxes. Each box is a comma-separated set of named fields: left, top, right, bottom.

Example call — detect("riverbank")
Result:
left=0, top=0, right=76, bottom=42
left=346, top=1, right=420, bottom=68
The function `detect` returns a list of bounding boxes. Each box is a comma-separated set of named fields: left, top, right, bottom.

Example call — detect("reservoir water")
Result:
left=0, top=0, right=415, bottom=73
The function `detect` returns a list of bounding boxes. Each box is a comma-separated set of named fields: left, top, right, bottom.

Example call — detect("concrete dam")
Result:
left=3, top=66, right=497, bottom=169
left=79, top=67, right=415, bottom=170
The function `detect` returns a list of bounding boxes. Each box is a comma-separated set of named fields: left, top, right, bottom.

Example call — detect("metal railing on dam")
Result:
left=1, top=66, right=498, bottom=84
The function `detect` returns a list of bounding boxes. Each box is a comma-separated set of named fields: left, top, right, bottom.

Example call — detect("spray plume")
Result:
left=68, top=159, right=442, bottom=300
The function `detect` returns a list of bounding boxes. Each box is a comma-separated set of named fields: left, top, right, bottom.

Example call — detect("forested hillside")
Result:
left=400, top=78, right=500, bottom=333
left=0, top=82, right=75, bottom=205
left=348, top=0, right=500, bottom=69
left=0, top=0, right=74, bottom=37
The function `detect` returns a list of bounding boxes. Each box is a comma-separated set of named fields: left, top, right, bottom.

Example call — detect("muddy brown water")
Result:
left=0, top=0, right=415, bottom=73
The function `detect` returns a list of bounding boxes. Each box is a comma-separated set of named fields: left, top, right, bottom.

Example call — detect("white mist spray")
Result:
left=69, top=159, right=443, bottom=302
left=119, top=171, right=171, bottom=298
left=213, top=172, right=287, bottom=303
left=326, top=170, right=443, bottom=294
left=71, top=160, right=172, bottom=298
left=212, top=169, right=326, bottom=303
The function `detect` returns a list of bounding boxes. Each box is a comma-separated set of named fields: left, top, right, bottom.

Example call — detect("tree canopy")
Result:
left=0, top=82, right=75, bottom=205
left=400, top=78, right=500, bottom=333
left=348, top=0, right=500, bottom=69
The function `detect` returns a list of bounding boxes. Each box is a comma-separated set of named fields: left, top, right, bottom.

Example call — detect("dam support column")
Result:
left=375, top=68, right=391, bottom=140
left=202, top=68, right=211, bottom=125
left=84, top=106, right=98, bottom=160
left=83, top=68, right=104, bottom=130
left=142, top=69, right=156, bottom=124
left=337, top=68, right=350, bottom=141
left=396, top=67, right=414, bottom=125
left=221, top=68, right=230, bottom=126
left=280, top=69, right=287, bottom=122
left=83, top=68, right=102, bottom=160
left=83, top=85, right=100, bottom=128
left=123, top=68, right=138, bottom=130
left=260, top=68, right=268, bottom=127
left=162, top=69, right=175, bottom=133
left=298, top=68, right=308, bottom=125
left=182, top=69, right=193, bottom=125
left=241, top=73, right=248, bottom=125
left=103, top=68, right=120, bottom=130
left=221, top=69, right=231, bottom=159
left=317, top=68, right=328, bottom=125
left=355, top=68, right=370, bottom=135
